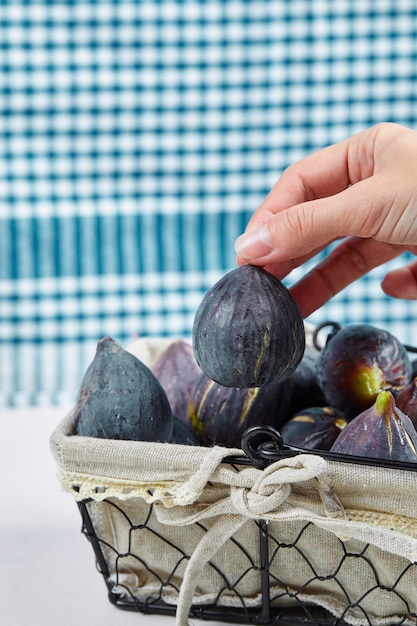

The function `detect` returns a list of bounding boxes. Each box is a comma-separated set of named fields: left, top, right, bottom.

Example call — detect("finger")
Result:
left=236, top=242, right=333, bottom=277
left=235, top=176, right=388, bottom=265
left=260, top=243, right=335, bottom=280
left=381, top=261, right=417, bottom=299
left=289, top=237, right=403, bottom=318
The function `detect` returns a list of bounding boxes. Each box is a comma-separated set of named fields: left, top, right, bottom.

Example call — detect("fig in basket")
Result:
left=75, top=336, right=173, bottom=442
left=151, top=339, right=202, bottom=427
left=317, top=324, right=412, bottom=418
left=170, top=415, right=200, bottom=446
left=280, top=406, right=348, bottom=451
left=287, top=346, right=326, bottom=415
left=395, top=377, right=417, bottom=430
left=192, top=264, right=305, bottom=388
left=188, top=371, right=293, bottom=447
left=330, top=390, right=417, bottom=462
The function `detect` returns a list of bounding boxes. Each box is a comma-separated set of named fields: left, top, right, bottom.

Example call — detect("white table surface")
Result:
left=0, top=407, right=228, bottom=626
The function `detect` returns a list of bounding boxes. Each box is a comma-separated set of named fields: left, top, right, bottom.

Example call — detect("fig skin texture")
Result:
left=317, top=324, right=412, bottom=418
left=188, top=371, right=293, bottom=447
left=411, top=358, right=417, bottom=380
left=192, top=264, right=305, bottom=388
left=170, top=415, right=200, bottom=446
left=152, top=339, right=202, bottom=427
left=75, top=336, right=173, bottom=442
left=330, top=390, right=417, bottom=462
left=288, top=347, right=326, bottom=415
left=280, top=406, right=348, bottom=451
left=395, top=377, right=417, bottom=431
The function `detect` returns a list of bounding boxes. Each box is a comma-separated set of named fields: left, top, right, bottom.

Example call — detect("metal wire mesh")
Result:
left=76, top=461, right=417, bottom=626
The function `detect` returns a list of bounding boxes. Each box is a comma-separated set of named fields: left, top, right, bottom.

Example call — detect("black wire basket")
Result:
left=50, top=328, right=417, bottom=626
left=68, top=424, right=417, bottom=626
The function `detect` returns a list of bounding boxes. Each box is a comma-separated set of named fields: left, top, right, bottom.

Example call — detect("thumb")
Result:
left=235, top=179, right=383, bottom=264
left=382, top=262, right=417, bottom=299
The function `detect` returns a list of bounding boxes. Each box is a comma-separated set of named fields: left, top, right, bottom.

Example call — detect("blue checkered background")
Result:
left=2, top=2, right=417, bottom=407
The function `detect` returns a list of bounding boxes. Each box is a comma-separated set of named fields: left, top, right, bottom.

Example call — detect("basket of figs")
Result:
left=50, top=265, right=417, bottom=626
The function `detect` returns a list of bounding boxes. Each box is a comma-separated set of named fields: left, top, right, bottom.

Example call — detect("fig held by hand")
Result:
left=192, top=265, right=305, bottom=388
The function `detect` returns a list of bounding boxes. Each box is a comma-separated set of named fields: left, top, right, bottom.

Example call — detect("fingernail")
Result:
left=234, top=223, right=273, bottom=259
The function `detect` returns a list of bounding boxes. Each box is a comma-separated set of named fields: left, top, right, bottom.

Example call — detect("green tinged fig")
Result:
left=75, top=336, right=173, bottom=442
left=280, top=406, right=347, bottom=451
left=317, top=324, right=412, bottom=418
left=192, top=265, right=305, bottom=388
left=189, top=371, right=293, bottom=447
left=152, top=339, right=202, bottom=427
left=330, top=390, right=417, bottom=462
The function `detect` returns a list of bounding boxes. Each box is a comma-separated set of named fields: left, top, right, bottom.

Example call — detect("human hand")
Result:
left=234, top=122, right=417, bottom=318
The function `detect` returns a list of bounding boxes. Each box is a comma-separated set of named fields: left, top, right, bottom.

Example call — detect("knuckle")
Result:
left=282, top=202, right=311, bottom=240
left=314, top=266, right=339, bottom=298
left=343, top=239, right=371, bottom=275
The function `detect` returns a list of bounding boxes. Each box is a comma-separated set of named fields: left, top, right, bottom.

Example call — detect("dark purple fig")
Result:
left=170, top=415, right=200, bottom=446
left=411, top=358, right=417, bottom=379
left=317, top=324, right=412, bottom=418
left=395, top=377, right=417, bottom=430
left=288, top=347, right=326, bottom=415
left=151, top=339, right=202, bottom=427
left=188, top=371, right=293, bottom=447
left=75, top=336, right=173, bottom=442
left=330, top=390, right=417, bottom=462
left=280, top=406, right=348, bottom=451
left=192, top=264, right=305, bottom=388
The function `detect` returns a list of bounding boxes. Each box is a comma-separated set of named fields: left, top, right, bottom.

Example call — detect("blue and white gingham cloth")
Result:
left=2, top=2, right=417, bottom=407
